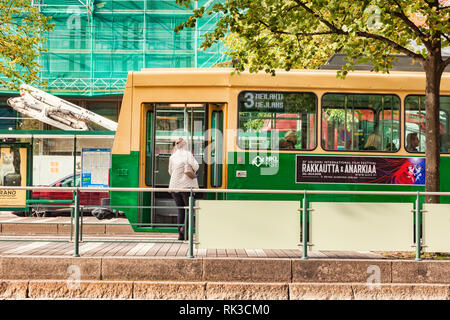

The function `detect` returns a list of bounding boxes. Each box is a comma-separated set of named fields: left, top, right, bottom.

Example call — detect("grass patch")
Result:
left=374, top=251, right=450, bottom=260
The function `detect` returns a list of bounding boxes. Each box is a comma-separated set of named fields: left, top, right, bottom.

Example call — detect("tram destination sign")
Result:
left=296, top=155, right=425, bottom=185
left=238, top=91, right=315, bottom=112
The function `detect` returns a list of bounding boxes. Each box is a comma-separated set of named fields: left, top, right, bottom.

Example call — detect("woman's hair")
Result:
left=407, top=132, right=418, bottom=146
left=172, top=138, right=188, bottom=153
left=364, top=132, right=381, bottom=149
left=284, top=131, right=298, bottom=142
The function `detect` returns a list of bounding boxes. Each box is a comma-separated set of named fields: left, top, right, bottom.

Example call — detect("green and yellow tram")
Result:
left=109, top=68, right=450, bottom=232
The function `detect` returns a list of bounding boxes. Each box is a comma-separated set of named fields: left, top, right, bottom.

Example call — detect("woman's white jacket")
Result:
left=168, top=149, right=199, bottom=190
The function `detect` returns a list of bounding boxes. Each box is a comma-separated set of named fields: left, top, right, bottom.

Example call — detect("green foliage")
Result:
left=324, top=109, right=362, bottom=132
left=175, top=0, right=449, bottom=196
left=175, top=0, right=449, bottom=75
left=242, top=115, right=268, bottom=131
left=0, top=0, right=54, bottom=90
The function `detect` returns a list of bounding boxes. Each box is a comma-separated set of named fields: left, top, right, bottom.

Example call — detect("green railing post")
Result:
left=302, top=191, right=308, bottom=260
left=80, top=206, right=84, bottom=242
left=73, top=189, right=80, bottom=257
left=188, top=188, right=194, bottom=258
left=415, top=192, right=422, bottom=261
left=184, top=208, right=188, bottom=241
left=70, top=206, right=74, bottom=242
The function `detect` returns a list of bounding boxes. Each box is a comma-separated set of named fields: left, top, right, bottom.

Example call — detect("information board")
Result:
left=81, top=148, right=111, bottom=188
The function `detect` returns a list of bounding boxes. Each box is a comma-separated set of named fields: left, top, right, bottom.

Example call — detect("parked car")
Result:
left=14, top=174, right=114, bottom=218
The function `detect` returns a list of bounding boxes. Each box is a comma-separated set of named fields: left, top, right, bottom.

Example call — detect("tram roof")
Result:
left=131, top=68, right=450, bottom=93
left=113, top=68, right=449, bottom=155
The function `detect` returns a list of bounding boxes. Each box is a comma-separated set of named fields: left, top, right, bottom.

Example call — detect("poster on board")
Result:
left=81, top=148, right=111, bottom=188
left=296, top=155, right=425, bottom=185
left=0, top=146, right=27, bottom=207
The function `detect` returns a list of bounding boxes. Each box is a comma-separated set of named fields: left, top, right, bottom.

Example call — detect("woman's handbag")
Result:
left=184, top=163, right=196, bottom=179
left=184, top=153, right=196, bottom=179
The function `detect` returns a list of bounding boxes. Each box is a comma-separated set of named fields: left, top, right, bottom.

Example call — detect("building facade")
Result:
left=0, top=0, right=227, bottom=188
left=0, top=0, right=227, bottom=129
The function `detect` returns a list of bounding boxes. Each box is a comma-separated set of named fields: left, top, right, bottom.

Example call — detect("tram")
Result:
left=109, top=68, right=450, bottom=232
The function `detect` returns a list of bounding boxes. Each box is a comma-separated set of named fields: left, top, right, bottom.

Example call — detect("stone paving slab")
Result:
left=0, top=215, right=133, bottom=235
left=1, top=256, right=449, bottom=284
left=292, top=259, right=393, bottom=283
left=1, top=280, right=449, bottom=300
left=392, top=260, right=450, bottom=283
left=0, top=256, right=102, bottom=280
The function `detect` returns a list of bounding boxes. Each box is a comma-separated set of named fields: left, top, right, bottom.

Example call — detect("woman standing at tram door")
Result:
left=168, top=138, right=199, bottom=240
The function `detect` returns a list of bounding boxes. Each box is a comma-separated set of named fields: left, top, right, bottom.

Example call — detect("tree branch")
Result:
left=292, top=0, right=345, bottom=35
left=290, top=1, right=426, bottom=64
left=444, top=57, right=450, bottom=68
left=442, top=32, right=450, bottom=43
left=387, top=0, right=433, bottom=51
left=257, top=19, right=336, bottom=37
left=356, top=31, right=425, bottom=63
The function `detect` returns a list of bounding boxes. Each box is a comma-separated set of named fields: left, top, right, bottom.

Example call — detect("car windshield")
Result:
left=57, top=175, right=80, bottom=187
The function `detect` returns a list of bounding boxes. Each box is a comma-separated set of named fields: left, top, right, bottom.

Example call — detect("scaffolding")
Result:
left=20, top=0, right=227, bottom=96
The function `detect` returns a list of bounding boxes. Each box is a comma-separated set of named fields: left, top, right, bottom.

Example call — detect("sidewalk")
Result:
left=0, top=212, right=133, bottom=236
left=0, top=237, right=384, bottom=259
left=0, top=254, right=449, bottom=299
left=1, top=213, right=449, bottom=300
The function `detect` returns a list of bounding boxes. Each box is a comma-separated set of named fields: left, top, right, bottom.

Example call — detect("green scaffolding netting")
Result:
left=2, top=0, right=228, bottom=96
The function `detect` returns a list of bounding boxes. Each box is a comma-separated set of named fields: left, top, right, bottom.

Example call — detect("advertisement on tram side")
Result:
left=296, top=155, right=425, bottom=185
left=0, top=146, right=27, bottom=206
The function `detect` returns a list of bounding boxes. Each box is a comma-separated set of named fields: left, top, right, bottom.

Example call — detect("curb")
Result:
left=1, top=280, right=449, bottom=300
left=1, top=256, right=449, bottom=284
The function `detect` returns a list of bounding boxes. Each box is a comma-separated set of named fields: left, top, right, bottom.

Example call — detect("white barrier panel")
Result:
left=423, top=204, right=450, bottom=253
left=309, top=202, right=413, bottom=251
left=195, top=200, right=300, bottom=249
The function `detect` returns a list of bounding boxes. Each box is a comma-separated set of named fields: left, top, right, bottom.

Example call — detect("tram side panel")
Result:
left=224, top=151, right=450, bottom=204
left=109, top=77, right=142, bottom=231
left=110, top=152, right=141, bottom=231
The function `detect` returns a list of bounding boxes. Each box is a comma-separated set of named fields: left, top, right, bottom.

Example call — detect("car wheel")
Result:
left=32, top=208, right=46, bottom=217
left=92, top=208, right=115, bottom=220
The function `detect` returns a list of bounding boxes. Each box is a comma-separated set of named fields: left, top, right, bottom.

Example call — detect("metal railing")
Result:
left=1, top=186, right=449, bottom=261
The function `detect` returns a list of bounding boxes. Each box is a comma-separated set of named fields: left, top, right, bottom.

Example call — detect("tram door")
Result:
left=140, top=103, right=224, bottom=229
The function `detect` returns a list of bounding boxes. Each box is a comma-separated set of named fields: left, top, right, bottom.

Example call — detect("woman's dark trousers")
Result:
left=171, top=192, right=190, bottom=240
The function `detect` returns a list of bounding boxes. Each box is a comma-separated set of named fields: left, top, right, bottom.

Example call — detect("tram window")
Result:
left=237, top=91, right=317, bottom=150
left=321, top=93, right=400, bottom=152
left=405, top=95, right=450, bottom=153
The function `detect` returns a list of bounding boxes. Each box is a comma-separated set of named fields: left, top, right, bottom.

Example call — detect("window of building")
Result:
left=0, top=98, right=17, bottom=130
left=405, top=95, right=450, bottom=153
left=238, top=91, right=317, bottom=150
left=322, top=93, right=400, bottom=152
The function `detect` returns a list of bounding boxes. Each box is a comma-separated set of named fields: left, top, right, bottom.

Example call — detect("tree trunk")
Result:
left=424, top=54, right=444, bottom=203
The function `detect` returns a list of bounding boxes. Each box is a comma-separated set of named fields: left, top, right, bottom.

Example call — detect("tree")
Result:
left=176, top=0, right=449, bottom=202
left=0, top=0, right=53, bottom=90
